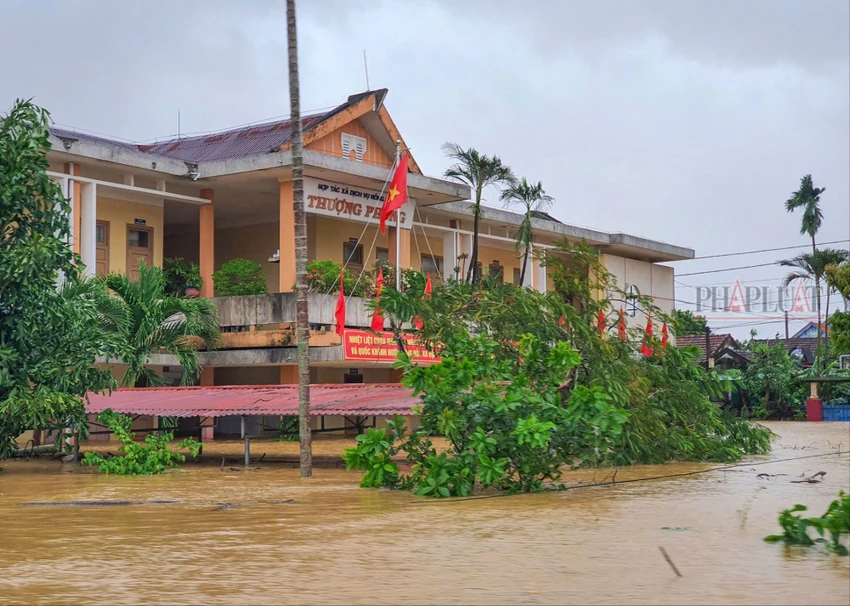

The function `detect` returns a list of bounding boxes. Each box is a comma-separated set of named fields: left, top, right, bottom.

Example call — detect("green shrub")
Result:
left=163, top=257, right=202, bottom=295
left=212, top=258, right=267, bottom=296
left=765, top=491, right=850, bottom=555
left=82, top=409, right=200, bottom=475
left=306, top=259, right=371, bottom=298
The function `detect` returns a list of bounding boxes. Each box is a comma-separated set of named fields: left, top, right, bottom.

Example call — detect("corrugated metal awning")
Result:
left=85, top=384, right=420, bottom=418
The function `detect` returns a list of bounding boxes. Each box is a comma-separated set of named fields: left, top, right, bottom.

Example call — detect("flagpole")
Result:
left=395, top=139, right=402, bottom=290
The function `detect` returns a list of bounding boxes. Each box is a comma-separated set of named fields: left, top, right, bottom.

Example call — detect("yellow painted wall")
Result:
left=96, top=198, right=164, bottom=273
left=311, top=216, right=393, bottom=270
left=307, top=120, right=393, bottom=168
left=477, top=244, right=523, bottom=284
left=601, top=253, right=675, bottom=326
left=215, top=223, right=281, bottom=292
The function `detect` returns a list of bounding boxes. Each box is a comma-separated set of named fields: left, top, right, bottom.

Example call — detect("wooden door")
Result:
left=95, top=221, right=109, bottom=275
left=126, top=225, right=154, bottom=282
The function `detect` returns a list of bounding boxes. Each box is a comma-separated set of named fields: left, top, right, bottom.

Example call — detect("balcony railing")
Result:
left=209, top=293, right=374, bottom=349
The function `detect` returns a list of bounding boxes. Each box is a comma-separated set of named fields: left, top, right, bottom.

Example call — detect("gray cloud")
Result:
left=1, top=0, right=847, bottom=337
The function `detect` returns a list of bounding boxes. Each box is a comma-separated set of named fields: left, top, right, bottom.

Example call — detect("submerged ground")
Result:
left=1, top=422, right=848, bottom=605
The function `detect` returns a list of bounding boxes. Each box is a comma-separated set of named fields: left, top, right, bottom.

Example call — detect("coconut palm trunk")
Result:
left=287, top=0, right=311, bottom=477
left=468, top=188, right=483, bottom=284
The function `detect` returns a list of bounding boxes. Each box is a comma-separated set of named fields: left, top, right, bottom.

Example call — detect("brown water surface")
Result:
left=1, top=422, right=848, bottom=605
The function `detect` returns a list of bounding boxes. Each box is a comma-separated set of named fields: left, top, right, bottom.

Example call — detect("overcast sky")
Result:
left=2, top=0, right=848, bottom=337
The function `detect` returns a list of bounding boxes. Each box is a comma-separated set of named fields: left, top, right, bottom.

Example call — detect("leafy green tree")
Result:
left=672, top=309, right=709, bottom=336
left=99, top=264, right=220, bottom=387
left=784, top=175, right=826, bottom=353
left=442, top=143, right=514, bottom=284
left=500, top=177, right=554, bottom=286
left=741, top=343, right=805, bottom=419
left=0, top=100, right=115, bottom=458
left=825, top=262, right=850, bottom=355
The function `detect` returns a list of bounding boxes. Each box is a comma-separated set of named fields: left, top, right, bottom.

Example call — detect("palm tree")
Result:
left=99, top=264, right=220, bottom=387
left=500, top=177, right=553, bottom=286
left=780, top=248, right=849, bottom=358
left=785, top=174, right=826, bottom=351
left=442, top=143, right=514, bottom=284
left=287, top=0, right=312, bottom=477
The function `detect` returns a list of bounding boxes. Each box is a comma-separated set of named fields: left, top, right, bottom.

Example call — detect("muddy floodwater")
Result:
left=1, top=422, right=848, bottom=605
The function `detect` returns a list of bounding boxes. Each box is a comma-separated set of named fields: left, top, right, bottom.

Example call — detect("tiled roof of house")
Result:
left=675, top=333, right=737, bottom=363
left=50, top=89, right=386, bottom=165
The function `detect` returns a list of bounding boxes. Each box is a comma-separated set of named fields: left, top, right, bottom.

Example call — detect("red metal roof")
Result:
left=85, top=384, right=421, bottom=418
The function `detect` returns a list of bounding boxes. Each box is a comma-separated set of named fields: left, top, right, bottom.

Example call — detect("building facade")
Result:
left=47, top=89, right=694, bottom=438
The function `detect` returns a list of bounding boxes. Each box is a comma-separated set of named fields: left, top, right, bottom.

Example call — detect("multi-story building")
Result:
left=47, top=89, right=693, bottom=439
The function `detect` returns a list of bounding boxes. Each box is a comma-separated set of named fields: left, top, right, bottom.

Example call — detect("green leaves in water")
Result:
left=765, top=491, right=850, bottom=555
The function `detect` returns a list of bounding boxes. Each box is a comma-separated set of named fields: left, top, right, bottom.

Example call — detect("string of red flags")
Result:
left=640, top=315, right=653, bottom=357
left=379, top=151, right=409, bottom=234
left=370, top=267, right=384, bottom=331
left=334, top=268, right=346, bottom=338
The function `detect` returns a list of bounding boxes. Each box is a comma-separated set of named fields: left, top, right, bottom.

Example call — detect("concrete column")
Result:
left=199, top=189, right=215, bottom=298
left=442, top=230, right=458, bottom=281
left=63, top=162, right=81, bottom=254
left=279, top=180, right=296, bottom=292
left=199, top=368, right=214, bottom=441
left=534, top=250, right=547, bottom=293
left=79, top=182, right=97, bottom=276
left=389, top=226, right=411, bottom=271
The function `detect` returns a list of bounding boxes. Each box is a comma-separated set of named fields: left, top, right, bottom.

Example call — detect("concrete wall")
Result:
left=96, top=197, right=164, bottom=273
left=601, top=253, right=675, bottom=326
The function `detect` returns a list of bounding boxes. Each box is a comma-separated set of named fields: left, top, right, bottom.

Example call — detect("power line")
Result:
left=678, top=261, right=780, bottom=277
left=670, top=239, right=849, bottom=262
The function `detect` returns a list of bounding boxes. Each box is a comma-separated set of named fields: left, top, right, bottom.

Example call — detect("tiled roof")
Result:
left=675, top=333, right=737, bottom=363
left=49, top=89, right=387, bottom=165
left=751, top=337, right=818, bottom=364
left=85, top=383, right=420, bottom=418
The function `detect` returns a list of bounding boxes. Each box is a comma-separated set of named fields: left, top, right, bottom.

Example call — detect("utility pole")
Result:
left=704, top=325, right=711, bottom=370
left=785, top=310, right=789, bottom=339
left=287, top=0, right=311, bottom=477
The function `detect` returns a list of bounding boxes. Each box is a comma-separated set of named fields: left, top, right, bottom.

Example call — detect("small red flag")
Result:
left=370, top=267, right=384, bottom=331
left=334, top=268, right=346, bottom=338
left=640, top=315, right=653, bottom=357
left=597, top=308, right=606, bottom=334
left=379, top=152, right=409, bottom=234
left=618, top=308, right=626, bottom=341
left=558, top=315, right=566, bottom=327
left=661, top=322, right=669, bottom=350
left=424, top=273, right=432, bottom=298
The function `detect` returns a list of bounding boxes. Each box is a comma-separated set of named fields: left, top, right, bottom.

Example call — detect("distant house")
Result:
left=792, top=322, right=828, bottom=339
left=675, top=334, right=748, bottom=369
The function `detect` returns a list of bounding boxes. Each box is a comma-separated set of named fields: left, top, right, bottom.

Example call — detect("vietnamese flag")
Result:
left=640, top=315, right=653, bottom=357
left=334, top=268, right=346, bottom=338
left=618, top=308, right=627, bottom=341
left=424, top=273, right=432, bottom=298
left=370, top=267, right=384, bottom=331
left=379, top=152, right=409, bottom=234
left=597, top=308, right=606, bottom=335
left=661, top=322, right=669, bottom=350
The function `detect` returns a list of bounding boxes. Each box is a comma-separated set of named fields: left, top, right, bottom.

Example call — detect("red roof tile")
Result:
left=85, top=383, right=420, bottom=418
left=675, top=333, right=738, bottom=362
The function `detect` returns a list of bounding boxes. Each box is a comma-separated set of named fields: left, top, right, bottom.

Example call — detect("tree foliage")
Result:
left=99, top=264, right=221, bottom=387
left=0, top=100, right=115, bottom=458
left=741, top=343, right=805, bottom=419
left=500, top=177, right=554, bottom=286
left=672, top=309, right=708, bottom=336
left=82, top=409, right=200, bottom=475
left=442, top=143, right=514, bottom=284
left=347, top=240, right=772, bottom=495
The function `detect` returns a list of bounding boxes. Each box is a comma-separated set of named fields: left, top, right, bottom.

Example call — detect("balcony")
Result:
left=211, top=292, right=374, bottom=349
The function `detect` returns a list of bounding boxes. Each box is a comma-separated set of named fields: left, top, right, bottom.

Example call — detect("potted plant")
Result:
left=163, top=257, right=204, bottom=298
